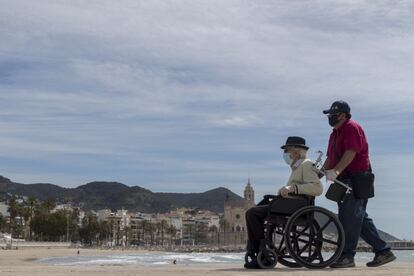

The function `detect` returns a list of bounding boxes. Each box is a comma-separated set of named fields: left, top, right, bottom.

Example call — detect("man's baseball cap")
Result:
left=323, top=100, right=351, bottom=115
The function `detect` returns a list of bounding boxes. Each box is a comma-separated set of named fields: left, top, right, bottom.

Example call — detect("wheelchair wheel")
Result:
left=285, top=206, right=344, bottom=269
left=257, top=249, right=278, bottom=269
left=272, top=225, right=301, bottom=268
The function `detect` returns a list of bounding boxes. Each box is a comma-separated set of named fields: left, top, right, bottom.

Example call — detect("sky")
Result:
left=0, top=0, right=413, bottom=239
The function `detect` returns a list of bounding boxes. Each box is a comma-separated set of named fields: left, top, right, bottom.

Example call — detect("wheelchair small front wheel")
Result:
left=257, top=249, right=278, bottom=269
left=244, top=251, right=257, bottom=266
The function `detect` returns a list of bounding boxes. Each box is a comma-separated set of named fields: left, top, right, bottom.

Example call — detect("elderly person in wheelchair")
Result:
left=244, top=136, right=323, bottom=269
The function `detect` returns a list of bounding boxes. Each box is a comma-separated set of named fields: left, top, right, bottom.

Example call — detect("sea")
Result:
left=38, top=250, right=414, bottom=266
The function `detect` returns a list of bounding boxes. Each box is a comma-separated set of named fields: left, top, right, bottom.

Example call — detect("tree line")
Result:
left=1, top=196, right=234, bottom=246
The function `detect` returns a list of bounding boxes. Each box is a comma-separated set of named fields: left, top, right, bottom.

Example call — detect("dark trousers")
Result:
left=245, top=204, right=268, bottom=253
left=338, top=192, right=390, bottom=257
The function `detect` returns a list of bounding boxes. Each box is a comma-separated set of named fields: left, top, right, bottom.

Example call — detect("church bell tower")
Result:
left=244, top=178, right=255, bottom=207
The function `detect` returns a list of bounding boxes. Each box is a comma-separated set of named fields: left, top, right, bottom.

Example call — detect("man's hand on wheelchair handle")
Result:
left=325, top=169, right=339, bottom=181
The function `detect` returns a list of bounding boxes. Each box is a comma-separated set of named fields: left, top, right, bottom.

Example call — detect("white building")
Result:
left=96, top=209, right=112, bottom=222
left=0, top=202, right=9, bottom=217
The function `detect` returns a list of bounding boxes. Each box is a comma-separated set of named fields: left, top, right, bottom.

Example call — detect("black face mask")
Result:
left=328, top=114, right=340, bottom=127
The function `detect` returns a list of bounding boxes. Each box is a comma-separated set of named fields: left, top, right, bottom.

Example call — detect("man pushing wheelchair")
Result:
left=244, top=101, right=396, bottom=270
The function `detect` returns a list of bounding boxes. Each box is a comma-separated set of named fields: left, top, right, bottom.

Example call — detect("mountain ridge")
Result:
left=0, top=176, right=243, bottom=213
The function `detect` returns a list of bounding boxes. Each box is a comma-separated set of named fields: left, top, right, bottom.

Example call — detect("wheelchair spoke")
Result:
left=298, top=243, right=310, bottom=256
left=278, top=235, right=285, bottom=251
left=315, top=218, right=333, bottom=236
left=313, top=236, right=339, bottom=246
left=291, top=230, right=311, bottom=238
left=316, top=250, right=323, bottom=261
left=295, top=237, right=310, bottom=244
left=294, top=237, right=301, bottom=253
left=297, top=225, right=310, bottom=235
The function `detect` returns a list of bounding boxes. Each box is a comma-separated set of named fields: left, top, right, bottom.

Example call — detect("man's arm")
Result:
left=321, top=157, right=330, bottom=171
left=325, top=150, right=356, bottom=180
left=334, top=150, right=356, bottom=175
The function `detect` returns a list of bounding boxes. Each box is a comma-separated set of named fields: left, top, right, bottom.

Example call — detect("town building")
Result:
left=223, top=179, right=255, bottom=232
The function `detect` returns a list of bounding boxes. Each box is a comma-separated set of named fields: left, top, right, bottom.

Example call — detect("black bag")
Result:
left=351, top=171, right=375, bottom=199
left=325, top=181, right=351, bottom=203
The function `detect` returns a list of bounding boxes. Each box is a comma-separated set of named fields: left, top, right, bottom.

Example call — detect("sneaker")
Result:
left=366, top=251, right=396, bottom=267
left=330, top=255, right=356, bottom=268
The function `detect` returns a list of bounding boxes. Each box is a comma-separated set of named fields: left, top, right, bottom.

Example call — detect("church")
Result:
left=223, top=179, right=255, bottom=232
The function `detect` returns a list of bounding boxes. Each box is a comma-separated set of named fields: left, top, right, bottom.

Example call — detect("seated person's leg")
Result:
left=245, top=205, right=268, bottom=254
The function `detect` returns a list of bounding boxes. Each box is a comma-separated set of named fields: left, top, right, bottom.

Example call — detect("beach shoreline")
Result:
left=0, top=248, right=413, bottom=276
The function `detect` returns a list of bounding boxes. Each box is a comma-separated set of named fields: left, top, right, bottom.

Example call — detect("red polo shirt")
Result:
left=326, top=119, right=371, bottom=176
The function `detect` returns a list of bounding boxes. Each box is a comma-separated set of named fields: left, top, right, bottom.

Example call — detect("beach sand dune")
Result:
left=0, top=248, right=412, bottom=276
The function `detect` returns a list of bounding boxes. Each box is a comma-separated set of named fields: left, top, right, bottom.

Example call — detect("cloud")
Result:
left=1, top=0, right=414, bottom=238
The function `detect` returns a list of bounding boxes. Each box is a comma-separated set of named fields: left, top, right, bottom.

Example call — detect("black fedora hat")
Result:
left=281, top=136, right=309, bottom=150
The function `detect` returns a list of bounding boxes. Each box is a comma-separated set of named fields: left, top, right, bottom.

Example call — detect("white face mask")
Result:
left=283, top=153, right=293, bottom=165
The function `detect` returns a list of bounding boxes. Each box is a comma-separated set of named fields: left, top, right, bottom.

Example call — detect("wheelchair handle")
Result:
left=311, top=158, right=352, bottom=193
left=318, top=169, right=353, bottom=192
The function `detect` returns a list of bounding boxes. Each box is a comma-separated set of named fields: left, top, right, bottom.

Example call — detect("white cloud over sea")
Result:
left=0, top=1, right=413, bottom=239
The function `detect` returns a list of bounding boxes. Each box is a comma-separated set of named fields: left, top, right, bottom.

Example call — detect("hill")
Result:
left=0, top=176, right=243, bottom=213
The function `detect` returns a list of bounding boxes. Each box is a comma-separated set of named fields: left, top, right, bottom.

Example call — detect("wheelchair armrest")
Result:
left=287, top=194, right=315, bottom=205
left=263, top=194, right=314, bottom=205
left=263, top=194, right=279, bottom=200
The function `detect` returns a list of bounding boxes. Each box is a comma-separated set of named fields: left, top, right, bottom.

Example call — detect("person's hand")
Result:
left=279, top=186, right=293, bottom=198
left=325, top=169, right=339, bottom=181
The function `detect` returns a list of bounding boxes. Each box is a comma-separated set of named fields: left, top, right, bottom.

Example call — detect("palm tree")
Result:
left=19, top=204, right=31, bottom=240
left=158, top=220, right=168, bottom=246
left=155, top=221, right=161, bottom=245
left=166, top=225, right=177, bottom=247
left=27, top=197, right=38, bottom=240
left=0, top=214, right=7, bottom=232
left=209, top=225, right=218, bottom=245
left=42, top=198, right=56, bottom=213
left=140, top=220, right=149, bottom=245
left=7, top=197, right=18, bottom=238
left=123, top=225, right=131, bottom=246
left=219, top=218, right=230, bottom=245
left=148, top=222, right=156, bottom=245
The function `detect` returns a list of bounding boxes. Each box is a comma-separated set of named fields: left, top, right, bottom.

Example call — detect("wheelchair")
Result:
left=244, top=194, right=345, bottom=269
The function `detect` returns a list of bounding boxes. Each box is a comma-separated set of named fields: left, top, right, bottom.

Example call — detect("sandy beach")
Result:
left=0, top=248, right=412, bottom=276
